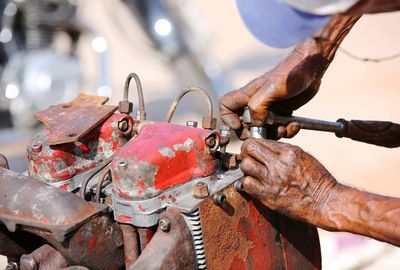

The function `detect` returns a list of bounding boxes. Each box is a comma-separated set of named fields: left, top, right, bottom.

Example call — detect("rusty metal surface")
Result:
left=34, top=94, right=118, bottom=145
left=0, top=168, right=107, bottom=241
left=0, top=225, right=42, bottom=263
left=48, top=215, right=125, bottom=270
left=199, top=186, right=321, bottom=270
left=130, top=208, right=195, bottom=270
left=121, top=224, right=140, bottom=268
left=112, top=122, right=217, bottom=200
left=27, top=113, right=133, bottom=183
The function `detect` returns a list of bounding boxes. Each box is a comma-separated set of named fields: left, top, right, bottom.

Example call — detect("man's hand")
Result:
left=220, top=15, right=361, bottom=139
left=220, top=39, right=327, bottom=139
left=240, top=138, right=337, bottom=224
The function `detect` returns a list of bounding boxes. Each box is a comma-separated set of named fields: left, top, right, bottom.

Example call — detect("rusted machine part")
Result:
left=0, top=153, right=9, bottom=169
left=199, top=186, right=321, bottom=270
left=0, top=168, right=107, bottom=241
left=0, top=225, right=42, bottom=263
left=34, top=93, right=118, bottom=145
left=0, top=168, right=125, bottom=269
left=129, top=208, right=195, bottom=270
left=47, top=215, right=125, bottom=270
left=137, top=227, right=156, bottom=252
left=121, top=224, right=140, bottom=268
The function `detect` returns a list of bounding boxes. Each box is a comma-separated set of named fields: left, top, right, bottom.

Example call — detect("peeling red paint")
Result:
left=112, top=122, right=218, bottom=199
left=137, top=180, right=145, bottom=188
left=27, top=114, right=133, bottom=182
left=75, top=236, right=85, bottom=244
left=138, top=204, right=145, bottom=212
left=88, top=236, right=97, bottom=249
left=118, top=215, right=132, bottom=223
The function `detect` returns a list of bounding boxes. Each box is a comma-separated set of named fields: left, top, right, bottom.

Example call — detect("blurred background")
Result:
left=0, top=0, right=399, bottom=269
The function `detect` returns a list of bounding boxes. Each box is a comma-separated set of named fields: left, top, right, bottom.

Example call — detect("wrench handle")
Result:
left=336, top=119, right=400, bottom=148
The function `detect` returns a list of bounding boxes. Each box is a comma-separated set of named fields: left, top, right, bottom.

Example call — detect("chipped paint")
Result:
left=158, top=147, right=175, bottom=158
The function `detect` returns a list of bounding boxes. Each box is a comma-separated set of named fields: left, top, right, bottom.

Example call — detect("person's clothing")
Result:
left=236, top=0, right=360, bottom=48
left=283, top=0, right=360, bottom=15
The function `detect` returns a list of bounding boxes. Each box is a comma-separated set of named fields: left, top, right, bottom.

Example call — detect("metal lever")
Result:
left=243, top=108, right=400, bottom=148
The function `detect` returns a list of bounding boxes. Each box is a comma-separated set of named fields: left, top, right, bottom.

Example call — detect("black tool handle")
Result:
left=336, top=119, right=400, bottom=148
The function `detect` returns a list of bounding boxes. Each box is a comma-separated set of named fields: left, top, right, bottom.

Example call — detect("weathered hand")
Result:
left=240, top=138, right=337, bottom=224
left=220, top=39, right=328, bottom=139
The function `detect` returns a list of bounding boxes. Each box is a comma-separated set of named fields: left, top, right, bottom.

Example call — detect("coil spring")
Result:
left=183, top=209, right=207, bottom=270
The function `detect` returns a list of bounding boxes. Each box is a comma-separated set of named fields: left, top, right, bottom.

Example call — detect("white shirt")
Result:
left=282, top=0, right=360, bottom=15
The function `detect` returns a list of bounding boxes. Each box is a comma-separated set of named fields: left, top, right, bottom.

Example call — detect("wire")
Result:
left=95, top=165, right=111, bottom=203
left=124, top=73, right=146, bottom=121
left=166, top=86, right=213, bottom=123
left=80, top=156, right=113, bottom=200
left=339, top=47, right=400, bottom=63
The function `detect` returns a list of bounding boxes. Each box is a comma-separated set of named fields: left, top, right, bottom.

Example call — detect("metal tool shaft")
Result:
left=267, top=112, right=344, bottom=134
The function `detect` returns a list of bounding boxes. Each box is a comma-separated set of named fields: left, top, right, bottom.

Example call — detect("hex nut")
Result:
left=193, top=181, right=209, bottom=198
left=159, top=218, right=171, bottom=232
left=118, top=160, right=128, bottom=171
left=186, top=121, right=198, bottom=128
left=202, top=116, right=217, bottom=130
left=118, top=119, right=129, bottom=132
left=234, top=180, right=244, bottom=192
left=31, top=142, right=42, bottom=154
left=213, top=192, right=227, bottom=206
left=119, top=100, right=133, bottom=114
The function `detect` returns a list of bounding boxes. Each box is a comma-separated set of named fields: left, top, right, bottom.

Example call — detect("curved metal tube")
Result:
left=166, top=86, right=213, bottom=123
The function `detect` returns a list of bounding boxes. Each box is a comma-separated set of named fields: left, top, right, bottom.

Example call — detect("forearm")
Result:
left=317, top=182, right=400, bottom=246
left=272, top=15, right=360, bottom=79
left=345, top=0, right=400, bottom=15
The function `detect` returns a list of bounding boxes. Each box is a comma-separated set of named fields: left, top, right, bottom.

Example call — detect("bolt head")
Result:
left=159, top=218, right=171, bottom=232
left=118, top=160, right=128, bottom=171
left=234, top=180, right=244, bottom=192
left=205, top=136, right=216, bottom=148
left=213, top=192, right=227, bottom=206
left=186, top=121, right=198, bottom=128
left=31, top=142, right=42, bottom=153
left=118, top=119, right=129, bottom=132
left=193, top=181, right=209, bottom=198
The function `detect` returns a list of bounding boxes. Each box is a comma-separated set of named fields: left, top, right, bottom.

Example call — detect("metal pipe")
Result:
left=166, top=86, right=213, bottom=123
left=120, top=224, right=140, bottom=268
left=124, top=73, right=146, bottom=121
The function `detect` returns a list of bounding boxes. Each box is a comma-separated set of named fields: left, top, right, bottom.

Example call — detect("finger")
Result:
left=219, top=90, right=250, bottom=129
left=240, top=156, right=270, bottom=181
left=241, top=138, right=280, bottom=161
left=285, top=122, right=301, bottom=138
left=242, top=176, right=266, bottom=200
left=266, top=125, right=287, bottom=140
left=20, top=254, right=37, bottom=270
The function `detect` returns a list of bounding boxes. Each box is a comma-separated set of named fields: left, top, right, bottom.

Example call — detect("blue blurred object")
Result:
left=236, top=0, right=330, bottom=48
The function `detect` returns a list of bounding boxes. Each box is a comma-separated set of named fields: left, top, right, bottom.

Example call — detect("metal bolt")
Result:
left=186, top=121, right=198, bottom=128
left=118, top=160, right=128, bottom=171
left=250, top=126, right=267, bottom=139
left=213, top=192, right=227, bottom=206
left=5, top=262, right=18, bottom=270
left=118, top=119, right=129, bottom=132
left=205, top=136, right=216, bottom=148
left=193, top=181, right=209, bottom=198
left=159, top=218, right=171, bottom=232
left=234, top=180, right=244, bottom=192
left=31, top=142, right=42, bottom=153
left=220, top=125, right=231, bottom=138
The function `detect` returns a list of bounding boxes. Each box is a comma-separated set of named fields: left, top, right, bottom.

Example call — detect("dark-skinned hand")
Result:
left=220, top=40, right=329, bottom=140
left=240, top=138, right=337, bottom=224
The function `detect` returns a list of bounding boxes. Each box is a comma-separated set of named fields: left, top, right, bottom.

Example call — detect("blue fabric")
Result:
left=236, top=0, right=330, bottom=48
